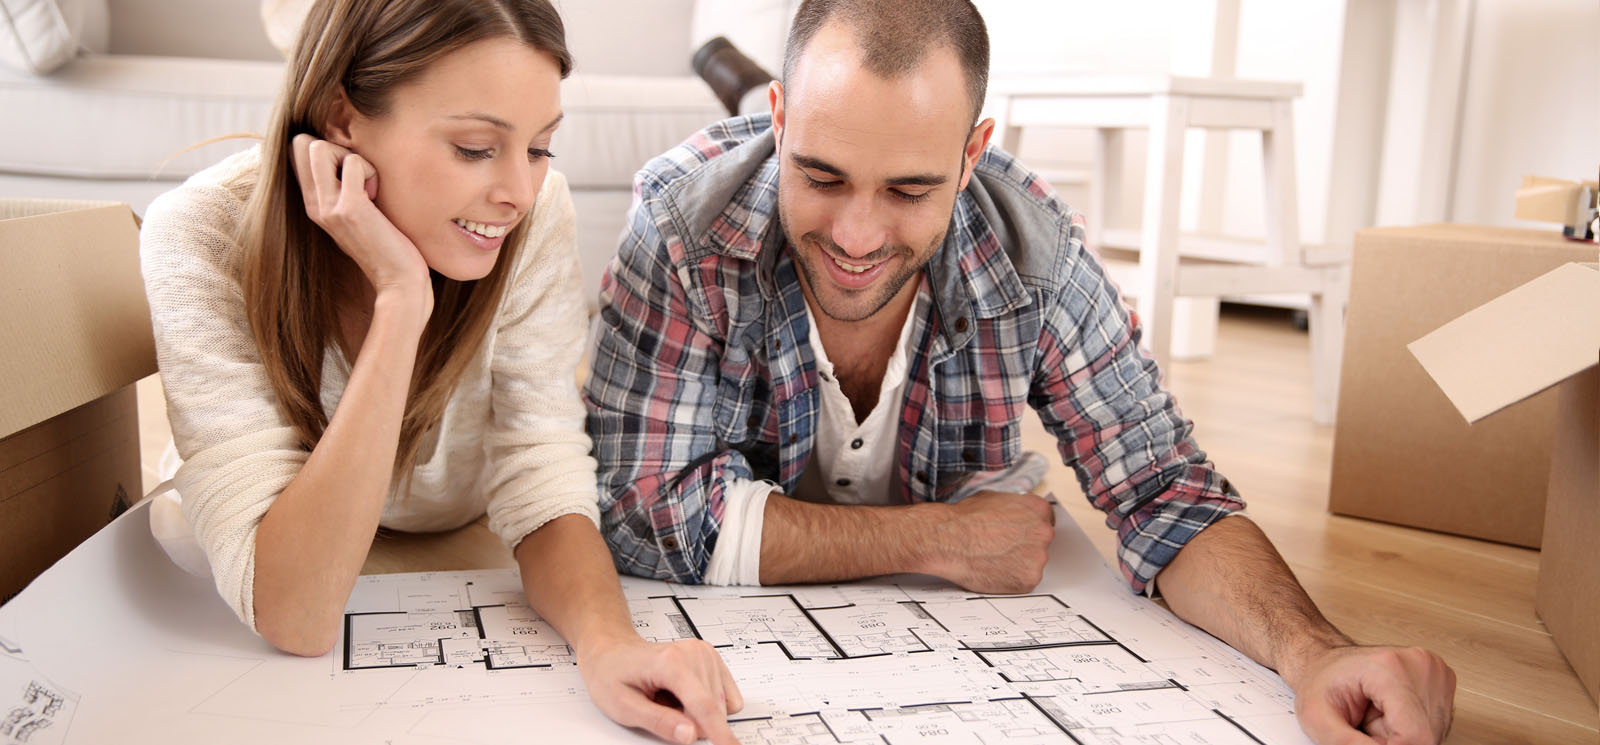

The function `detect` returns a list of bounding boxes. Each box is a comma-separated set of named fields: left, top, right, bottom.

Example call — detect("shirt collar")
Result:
left=802, top=284, right=926, bottom=388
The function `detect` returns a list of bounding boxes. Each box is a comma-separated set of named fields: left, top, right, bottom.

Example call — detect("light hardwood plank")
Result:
left=1028, top=306, right=1599, bottom=742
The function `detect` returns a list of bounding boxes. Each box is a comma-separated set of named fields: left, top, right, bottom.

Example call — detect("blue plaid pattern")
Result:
left=585, top=115, right=1243, bottom=591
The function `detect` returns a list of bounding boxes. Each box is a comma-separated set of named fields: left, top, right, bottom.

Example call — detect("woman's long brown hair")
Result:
left=238, top=0, right=572, bottom=483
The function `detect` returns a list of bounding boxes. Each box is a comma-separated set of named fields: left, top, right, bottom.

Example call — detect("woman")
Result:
left=139, top=1, right=741, bottom=742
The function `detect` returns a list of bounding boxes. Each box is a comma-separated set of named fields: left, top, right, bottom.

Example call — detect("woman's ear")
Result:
left=321, top=87, right=359, bottom=148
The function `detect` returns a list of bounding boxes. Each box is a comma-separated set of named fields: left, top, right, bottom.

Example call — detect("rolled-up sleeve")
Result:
left=1028, top=213, right=1244, bottom=593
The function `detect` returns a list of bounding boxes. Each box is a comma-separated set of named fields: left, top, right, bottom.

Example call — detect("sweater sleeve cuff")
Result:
left=703, top=479, right=777, bottom=586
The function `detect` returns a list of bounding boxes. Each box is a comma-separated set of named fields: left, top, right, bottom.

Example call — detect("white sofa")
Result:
left=0, top=0, right=749, bottom=309
left=0, top=0, right=799, bottom=493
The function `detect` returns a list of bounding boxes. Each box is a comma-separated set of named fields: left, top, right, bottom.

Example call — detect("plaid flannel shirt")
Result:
left=585, top=115, right=1243, bottom=592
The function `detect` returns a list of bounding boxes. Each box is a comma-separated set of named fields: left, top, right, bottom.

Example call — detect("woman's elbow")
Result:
left=255, top=608, right=340, bottom=657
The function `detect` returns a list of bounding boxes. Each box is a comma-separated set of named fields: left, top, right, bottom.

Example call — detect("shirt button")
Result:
left=962, top=448, right=977, bottom=462
left=954, top=317, right=970, bottom=333
left=747, top=414, right=761, bottom=429
left=772, top=338, right=782, bottom=351
left=788, top=433, right=798, bottom=445
left=915, top=470, right=929, bottom=483
left=661, top=536, right=680, bottom=551
left=850, top=438, right=863, bottom=449
left=836, top=478, right=851, bottom=487
left=820, top=371, right=831, bottom=382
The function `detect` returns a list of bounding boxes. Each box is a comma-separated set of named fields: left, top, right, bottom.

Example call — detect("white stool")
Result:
left=987, top=75, right=1347, bottom=424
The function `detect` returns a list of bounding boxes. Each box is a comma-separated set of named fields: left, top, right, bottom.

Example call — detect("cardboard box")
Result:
left=0, top=200, right=156, bottom=604
left=1515, top=175, right=1598, bottom=240
left=1409, top=262, right=1600, bottom=703
left=1330, top=225, right=1598, bottom=547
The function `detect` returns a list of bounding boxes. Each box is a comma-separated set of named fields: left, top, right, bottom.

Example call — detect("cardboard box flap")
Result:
left=0, top=199, right=123, bottom=221
left=0, top=202, right=157, bottom=437
left=1514, top=176, right=1598, bottom=224
left=1409, top=263, right=1600, bottom=423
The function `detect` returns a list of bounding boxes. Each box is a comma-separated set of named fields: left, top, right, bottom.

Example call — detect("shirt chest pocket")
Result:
left=938, top=420, right=1022, bottom=474
left=711, top=355, right=774, bottom=447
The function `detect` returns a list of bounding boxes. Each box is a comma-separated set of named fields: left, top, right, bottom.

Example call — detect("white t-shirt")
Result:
left=703, top=292, right=923, bottom=585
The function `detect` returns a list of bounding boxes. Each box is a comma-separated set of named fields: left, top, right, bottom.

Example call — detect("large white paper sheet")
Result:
left=0, top=502, right=1311, bottom=744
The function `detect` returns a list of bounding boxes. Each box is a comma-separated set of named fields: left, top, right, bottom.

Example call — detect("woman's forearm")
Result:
left=512, top=513, right=638, bottom=657
left=253, top=291, right=427, bottom=655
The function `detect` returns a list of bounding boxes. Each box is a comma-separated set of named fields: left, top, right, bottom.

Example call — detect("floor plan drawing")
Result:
left=0, top=501, right=1314, bottom=744
left=0, top=672, right=74, bottom=745
left=327, top=569, right=1305, bottom=744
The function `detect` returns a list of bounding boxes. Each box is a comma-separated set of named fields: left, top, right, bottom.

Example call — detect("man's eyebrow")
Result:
left=791, top=153, right=845, bottom=177
left=446, top=112, right=565, bottom=133
left=886, top=173, right=948, bottom=187
left=791, top=152, right=948, bottom=188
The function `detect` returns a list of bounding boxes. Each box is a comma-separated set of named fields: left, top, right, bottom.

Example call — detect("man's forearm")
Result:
left=757, top=493, right=945, bottom=585
left=1155, top=514, right=1352, bottom=688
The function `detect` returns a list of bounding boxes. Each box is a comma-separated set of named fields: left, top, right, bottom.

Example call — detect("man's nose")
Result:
left=830, top=194, right=889, bottom=258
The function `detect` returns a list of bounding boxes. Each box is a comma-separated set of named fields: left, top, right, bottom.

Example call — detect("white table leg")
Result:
left=1089, top=127, right=1124, bottom=253
left=1262, top=99, right=1301, bottom=267
left=994, top=96, right=1023, bottom=155
left=1309, top=265, right=1348, bottom=425
left=1136, top=95, right=1188, bottom=372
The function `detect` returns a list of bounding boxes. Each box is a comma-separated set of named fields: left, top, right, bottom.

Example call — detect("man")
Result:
left=586, top=1, right=1455, bottom=742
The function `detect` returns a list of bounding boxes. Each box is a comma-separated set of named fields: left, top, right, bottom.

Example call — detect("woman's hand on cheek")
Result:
left=290, top=134, right=432, bottom=314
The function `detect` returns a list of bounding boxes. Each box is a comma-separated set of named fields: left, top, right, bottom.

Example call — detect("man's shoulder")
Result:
left=637, top=114, right=777, bottom=194
left=963, top=145, right=1086, bottom=288
left=960, top=144, right=1075, bottom=231
left=626, top=115, right=780, bottom=272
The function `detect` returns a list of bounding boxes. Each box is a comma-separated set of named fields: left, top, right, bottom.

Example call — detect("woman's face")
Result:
left=342, top=37, right=564, bottom=282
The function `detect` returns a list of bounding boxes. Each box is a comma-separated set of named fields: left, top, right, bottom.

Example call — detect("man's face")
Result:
left=773, top=24, right=991, bottom=323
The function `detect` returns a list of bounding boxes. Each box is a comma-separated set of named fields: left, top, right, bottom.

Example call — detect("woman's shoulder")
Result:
left=147, top=145, right=262, bottom=224
left=505, top=167, right=577, bottom=280
left=140, top=145, right=263, bottom=278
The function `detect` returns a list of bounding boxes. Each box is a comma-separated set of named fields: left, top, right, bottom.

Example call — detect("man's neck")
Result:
left=800, top=273, right=922, bottom=423
left=802, top=273, right=920, bottom=354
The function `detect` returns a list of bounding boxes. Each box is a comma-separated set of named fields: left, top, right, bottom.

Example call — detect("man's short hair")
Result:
left=782, top=0, right=990, bottom=125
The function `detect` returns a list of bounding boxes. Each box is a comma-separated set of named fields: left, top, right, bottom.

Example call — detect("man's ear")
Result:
left=957, top=117, right=995, bottom=191
left=321, top=87, right=359, bottom=148
left=768, top=80, right=785, bottom=146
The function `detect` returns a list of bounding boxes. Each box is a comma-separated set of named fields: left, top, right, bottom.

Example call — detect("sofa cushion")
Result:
left=0, top=59, right=721, bottom=191
left=106, top=0, right=277, bottom=61
left=557, top=0, right=695, bottom=77
left=0, top=0, right=108, bottom=73
left=558, top=74, right=725, bottom=188
left=0, top=54, right=280, bottom=180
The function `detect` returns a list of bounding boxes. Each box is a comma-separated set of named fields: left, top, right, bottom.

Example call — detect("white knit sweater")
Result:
left=139, top=147, right=602, bottom=630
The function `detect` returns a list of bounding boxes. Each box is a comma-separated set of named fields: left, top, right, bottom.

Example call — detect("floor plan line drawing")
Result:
left=1213, top=708, right=1269, bottom=745
left=716, top=692, right=1282, bottom=745
left=0, top=503, right=1316, bottom=744
left=1, top=677, right=74, bottom=745
left=319, top=570, right=1304, bottom=744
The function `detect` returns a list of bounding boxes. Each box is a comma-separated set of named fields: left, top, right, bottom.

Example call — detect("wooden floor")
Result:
left=1029, top=305, right=1598, bottom=745
left=136, top=306, right=1599, bottom=743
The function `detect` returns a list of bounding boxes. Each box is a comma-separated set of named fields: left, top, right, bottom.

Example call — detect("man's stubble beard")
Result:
left=781, top=215, right=947, bottom=323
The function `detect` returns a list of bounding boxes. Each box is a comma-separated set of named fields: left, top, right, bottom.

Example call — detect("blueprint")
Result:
left=325, top=569, right=1303, bottom=745
left=0, top=501, right=1314, bottom=744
